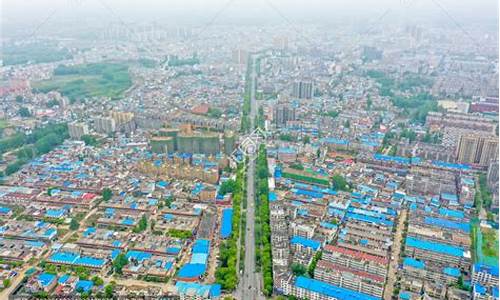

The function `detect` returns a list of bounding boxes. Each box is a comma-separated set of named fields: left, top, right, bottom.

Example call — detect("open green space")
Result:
left=32, top=63, right=132, bottom=102
left=0, top=123, right=69, bottom=176
left=1, top=42, right=73, bottom=66
left=215, top=164, right=244, bottom=290
left=472, top=220, right=499, bottom=268
left=482, top=228, right=499, bottom=258
left=366, top=70, right=438, bottom=123
left=255, top=145, right=273, bottom=296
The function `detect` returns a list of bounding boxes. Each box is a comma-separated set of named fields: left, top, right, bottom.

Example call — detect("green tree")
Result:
left=332, top=174, right=350, bottom=191
left=308, top=251, right=322, bottom=277
left=18, top=107, right=31, bottom=117
left=102, top=188, right=112, bottom=201
left=219, top=179, right=237, bottom=196
left=91, top=275, right=104, bottom=286
left=132, top=215, right=147, bottom=233
left=69, top=218, right=79, bottom=230
left=3, top=278, right=11, bottom=288
left=81, top=135, right=98, bottom=146
left=291, top=263, right=307, bottom=276
left=104, top=283, right=114, bottom=298
left=343, top=120, right=350, bottom=128
left=112, top=254, right=128, bottom=274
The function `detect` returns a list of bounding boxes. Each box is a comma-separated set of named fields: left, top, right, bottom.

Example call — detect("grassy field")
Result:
left=482, top=228, right=499, bottom=258
left=32, top=63, right=132, bottom=102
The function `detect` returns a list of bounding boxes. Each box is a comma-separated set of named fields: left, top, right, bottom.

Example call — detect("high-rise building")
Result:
left=232, top=49, right=248, bottom=65
left=456, top=136, right=480, bottom=164
left=292, top=81, right=314, bottom=99
left=68, top=122, right=89, bottom=139
left=479, top=137, right=499, bottom=165
left=110, top=111, right=134, bottom=124
left=150, top=125, right=220, bottom=155
left=93, top=117, right=116, bottom=134
left=487, top=161, right=499, bottom=188
left=273, top=104, right=296, bottom=127
left=456, top=135, right=498, bottom=166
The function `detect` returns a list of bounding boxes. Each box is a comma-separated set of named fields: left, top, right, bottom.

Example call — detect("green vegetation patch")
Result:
left=215, top=164, right=244, bottom=290
left=32, top=63, right=132, bottom=102
left=1, top=42, right=72, bottom=66
left=282, top=170, right=330, bottom=186
left=366, top=70, right=438, bottom=124
left=482, top=228, right=499, bottom=258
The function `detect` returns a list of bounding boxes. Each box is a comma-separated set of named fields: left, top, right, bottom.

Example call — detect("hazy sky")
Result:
left=1, top=0, right=498, bottom=31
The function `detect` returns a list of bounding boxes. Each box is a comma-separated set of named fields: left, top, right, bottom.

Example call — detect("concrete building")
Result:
left=292, top=80, right=314, bottom=99
left=314, top=260, right=385, bottom=298
left=487, top=161, right=499, bottom=189
left=472, top=263, right=499, bottom=288
left=223, top=131, right=236, bottom=156
left=273, top=104, right=296, bottom=127
left=68, top=122, right=89, bottom=139
left=457, top=135, right=498, bottom=166
left=93, top=116, right=116, bottom=134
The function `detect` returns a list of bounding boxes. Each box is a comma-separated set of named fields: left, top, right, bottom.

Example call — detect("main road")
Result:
left=238, top=54, right=265, bottom=300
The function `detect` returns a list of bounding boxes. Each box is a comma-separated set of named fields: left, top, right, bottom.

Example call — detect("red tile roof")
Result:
left=324, top=244, right=388, bottom=265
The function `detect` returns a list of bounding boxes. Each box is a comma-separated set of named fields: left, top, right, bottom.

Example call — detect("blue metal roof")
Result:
left=178, top=263, right=206, bottom=278
left=438, top=208, right=464, bottom=219
left=424, top=216, right=470, bottom=233
left=0, top=207, right=11, bottom=214
left=443, top=267, right=461, bottom=277
left=220, top=208, right=233, bottom=239
left=346, top=212, right=394, bottom=227
left=126, top=250, right=152, bottom=262
left=474, top=263, right=500, bottom=277
left=192, top=239, right=210, bottom=254
left=406, top=237, right=465, bottom=257
left=38, top=273, right=56, bottom=287
left=433, top=160, right=470, bottom=171
left=290, top=236, right=320, bottom=250
left=294, top=276, right=379, bottom=300
left=373, top=153, right=411, bottom=165
left=269, top=192, right=277, bottom=202
left=175, top=282, right=221, bottom=298
left=321, top=137, right=349, bottom=145
left=76, top=280, right=94, bottom=292
left=403, top=257, right=425, bottom=269
left=295, top=188, right=324, bottom=198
